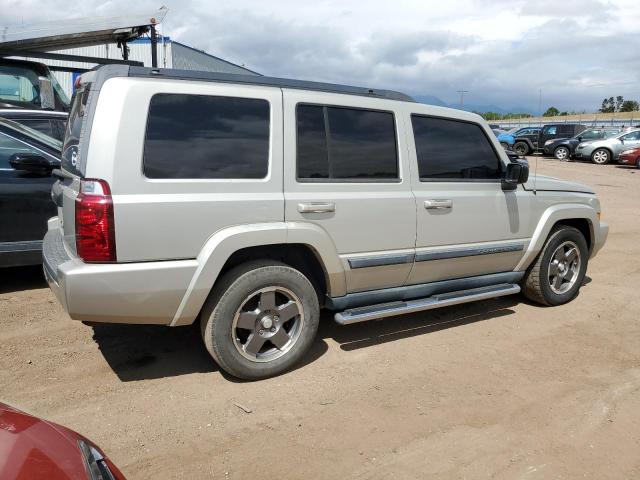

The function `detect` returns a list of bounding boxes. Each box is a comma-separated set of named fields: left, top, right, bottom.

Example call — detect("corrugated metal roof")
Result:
left=171, top=42, right=260, bottom=76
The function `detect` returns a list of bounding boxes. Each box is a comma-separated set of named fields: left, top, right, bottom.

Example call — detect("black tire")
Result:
left=200, top=260, right=320, bottom=380
left=636, top=156, right=640, bottom=168
left=522, top=225, right=588, bottom=306
left=514, top=141, right=529, bottom=156
left=591, top=148, right=611, bottom=165
left=554, top=146, right=570, bottom=161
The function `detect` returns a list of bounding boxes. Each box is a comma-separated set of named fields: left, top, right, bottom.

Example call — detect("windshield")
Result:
left=0, top=117, right=62, bottom=151
left=0, top=65, right=41, bottom=105
left=0, top=63, right=70, bottom=108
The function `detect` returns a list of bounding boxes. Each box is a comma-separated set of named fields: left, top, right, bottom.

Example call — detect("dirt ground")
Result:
left=2, top=158, right=639, bottom=479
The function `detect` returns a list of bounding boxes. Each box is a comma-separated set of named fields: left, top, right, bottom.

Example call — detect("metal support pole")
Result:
left=150, top=24, right=158, bottom=68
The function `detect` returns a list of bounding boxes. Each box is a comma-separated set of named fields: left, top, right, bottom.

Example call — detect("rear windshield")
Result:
left=61, top=85, right=90, bottom=175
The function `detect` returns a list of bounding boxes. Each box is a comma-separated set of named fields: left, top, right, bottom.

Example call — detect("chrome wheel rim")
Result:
left=555, top=147, right=568, bottom=160
left=548, top=240, right=581, bottom=294
left=232, top=286, right=304, bottom=363
left=593, top=150, right=608, bottom=164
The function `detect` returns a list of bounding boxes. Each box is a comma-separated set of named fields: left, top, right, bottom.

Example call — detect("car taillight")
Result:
left=75, top=179, right=116, bottom=262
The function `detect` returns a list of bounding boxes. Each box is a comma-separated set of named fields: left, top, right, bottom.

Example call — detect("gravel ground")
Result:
left=1, top=158, right=639, bottom=479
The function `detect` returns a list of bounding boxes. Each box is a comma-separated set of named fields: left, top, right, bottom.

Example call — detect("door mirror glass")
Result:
left=9, top=152, right=57, bottom=175
left=38, top=76, right=56, bottom=110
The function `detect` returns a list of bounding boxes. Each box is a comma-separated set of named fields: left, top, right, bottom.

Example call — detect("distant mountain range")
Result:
left=413, top=95, right=536, bottom=115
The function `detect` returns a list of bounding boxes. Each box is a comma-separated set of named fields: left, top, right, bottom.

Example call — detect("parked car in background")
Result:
left=492, top=128, right=514, bottom=149
left=543, top=127, right=621, bottom=161
left=0, top=402, right=126, bottom=479
left=0, top=118, right=60, bottom=268
left=574, top=129, right=640, bottom=164
left=0, top=58, right=70, bottom=112
left=0, top=109, right=67, bottom=141
left=513, top=123, right=587, bottom=156
left=618, top=145, right=640, bottom=168
left=44, top=66, right=607, bottom=380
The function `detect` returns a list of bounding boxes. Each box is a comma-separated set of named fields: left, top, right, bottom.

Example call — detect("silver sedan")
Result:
left=574, top=129, right=640, bottom=164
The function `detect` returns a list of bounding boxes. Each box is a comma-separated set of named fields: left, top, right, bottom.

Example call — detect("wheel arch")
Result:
left=514, top=204, right=598, bottom=272
left=170, top=222, right=346, bottom=326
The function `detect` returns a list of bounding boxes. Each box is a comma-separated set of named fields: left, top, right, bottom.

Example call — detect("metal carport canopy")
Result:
left=0, top=7, right=167, bottom=52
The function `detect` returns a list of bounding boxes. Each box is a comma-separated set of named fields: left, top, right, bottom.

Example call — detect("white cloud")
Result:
left=1, top=0, right=639, bottom=111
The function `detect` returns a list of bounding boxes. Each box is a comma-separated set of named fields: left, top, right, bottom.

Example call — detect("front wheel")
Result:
left=554, top=146, right=570, bottom=161
left=200, top=261, right=320, bottom=380
left=523, top=226, right=588, bottom=306
left=591, top=148, right=610, bottom=165
left=514, top=141, right=530, bottom=156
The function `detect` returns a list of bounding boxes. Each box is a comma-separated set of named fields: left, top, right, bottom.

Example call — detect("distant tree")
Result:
left=620, top=100, right=640, bottom=112
left=543, top=106, right=559, bottom=117
left=559, top=111, right=568, bottom=116
left=600, top=97, right=615, bottom=113
left=615, top=95, right=624, bottom=111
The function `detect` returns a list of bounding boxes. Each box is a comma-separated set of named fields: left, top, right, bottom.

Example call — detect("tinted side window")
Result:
left=543, top=126, right=557, bottom=135
left=411, top=115, right=501, bottom=180
left=296, top=104, right=398, bottom=181
left=144, top=94, right=270, bottom=179
left=20, top=119, right=54, bottom=138
left=297, top=105, right=329, bottom=179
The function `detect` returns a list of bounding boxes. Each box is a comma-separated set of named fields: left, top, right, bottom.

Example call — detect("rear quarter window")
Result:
left=143, top=93, right=270, bottom=179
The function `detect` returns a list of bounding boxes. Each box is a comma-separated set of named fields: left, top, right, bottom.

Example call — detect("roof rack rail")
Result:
left=127, top=66, right=415, bottom=102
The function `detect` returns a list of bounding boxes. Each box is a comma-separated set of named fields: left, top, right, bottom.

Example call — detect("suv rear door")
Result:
left=406, top=111, right=532, bottom=284
left=283, top=90, right=416, bottom=294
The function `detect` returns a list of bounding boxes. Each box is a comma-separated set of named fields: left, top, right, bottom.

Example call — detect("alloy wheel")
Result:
left=232, top=286, right=304, bottom=362
left=554, top=147, right=569, bottom=160
left=592, top=149, right=609, bottom=164
left=547, top=241, right=581, bottom=294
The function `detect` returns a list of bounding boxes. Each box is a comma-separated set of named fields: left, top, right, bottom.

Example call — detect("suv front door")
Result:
left=283, top=90, right=416, bottom=294
left=406, top=112, right=532, bottom=285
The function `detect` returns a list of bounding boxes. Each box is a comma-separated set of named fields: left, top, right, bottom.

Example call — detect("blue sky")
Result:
left=3, top=0, right=639, bottom=113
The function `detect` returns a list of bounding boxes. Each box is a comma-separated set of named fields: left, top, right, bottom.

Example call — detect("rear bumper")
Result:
left=43, top=219, right=198, bottom=325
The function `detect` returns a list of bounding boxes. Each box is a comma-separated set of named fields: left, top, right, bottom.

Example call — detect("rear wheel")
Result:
left=514, top=141, right=529, bottom=156
left=200, top=261, right=320, bottom=380
left=554, top=146, right=570, bottom=161
left=591, top=148, right=610, bottom=165
left=523, top=226, right=588, bottom=306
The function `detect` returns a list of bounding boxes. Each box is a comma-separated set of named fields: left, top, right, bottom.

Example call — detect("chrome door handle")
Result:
left=298, top=202, right=336, bottom=213
left=424, top=199, right=453, bottom=210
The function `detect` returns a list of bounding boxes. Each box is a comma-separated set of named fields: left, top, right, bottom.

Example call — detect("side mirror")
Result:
left=502, top=160, right=529, bottom=191
left=577, top=136, right=582, bottom=142
left=38, top=76, right=56, bottom=110
left=9, top=153, right=58, bottom=175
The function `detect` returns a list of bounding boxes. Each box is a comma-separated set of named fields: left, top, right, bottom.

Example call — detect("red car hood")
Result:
left=0, top=402, right=124, bottom=480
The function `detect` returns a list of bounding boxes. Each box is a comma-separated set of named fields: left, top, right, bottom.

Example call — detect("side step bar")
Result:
left=334, top=283, right=520, bottom=325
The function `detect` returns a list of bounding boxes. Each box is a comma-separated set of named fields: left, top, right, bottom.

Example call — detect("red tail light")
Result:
left=75, top=179, right=116, bottom=262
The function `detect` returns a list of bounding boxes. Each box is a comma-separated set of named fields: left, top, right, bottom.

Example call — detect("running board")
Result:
left=334, top=283, right=520, bottom=325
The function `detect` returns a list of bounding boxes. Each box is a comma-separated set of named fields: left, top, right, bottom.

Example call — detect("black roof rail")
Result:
left=127, top=66, right=415, bottom=102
